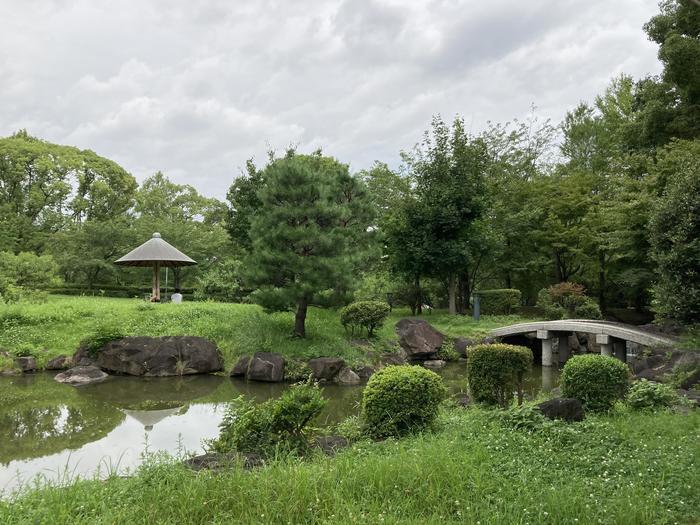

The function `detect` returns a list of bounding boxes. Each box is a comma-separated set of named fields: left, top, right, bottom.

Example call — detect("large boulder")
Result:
left=335, top=366, right=361, bottom=385
left=308, top=357, right=345, bottom=381
left=453, top=337, right=472, bottom=358
left=14, top=356, right=37, bottom=373
left=629, top=348, right=700, bottom=387
left=54, top=365, right=109, bottom=386
left=246, top=352, right=285, bottom=382
left=95, top=336, right=223, bottom=376
left=230, top=355, right=251, bottom=377
left=395, top=319, right=445, bottom=360
left=45, top=355, right=70, bottom=370
left=379, top=351, right=406, bottom=366
left=536, top=398, right=585, bottom=422
left=71, top=347, right=96, bottom=367
left=355, top=365, right=375, bottom=380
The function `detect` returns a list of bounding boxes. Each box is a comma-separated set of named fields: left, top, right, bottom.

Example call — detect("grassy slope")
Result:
left=0, top=296, right=532, bottom=371
left=1, top=406, right=697, bottom=524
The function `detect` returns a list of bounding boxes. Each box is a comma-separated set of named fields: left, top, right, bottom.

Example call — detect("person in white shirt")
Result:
left=171, top=288, right=183, bottom=304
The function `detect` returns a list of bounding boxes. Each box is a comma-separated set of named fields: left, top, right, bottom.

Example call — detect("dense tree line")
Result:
left=0, top=0, right=698, bottom=331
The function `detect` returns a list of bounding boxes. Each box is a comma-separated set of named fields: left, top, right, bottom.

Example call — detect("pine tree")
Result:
left=246, top=152, right=373, bottom=337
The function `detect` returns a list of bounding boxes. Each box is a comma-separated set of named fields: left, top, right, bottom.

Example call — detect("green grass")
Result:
left=0, top=296, right=535, bottom=371
left=1, top=406, right=697, bottom=524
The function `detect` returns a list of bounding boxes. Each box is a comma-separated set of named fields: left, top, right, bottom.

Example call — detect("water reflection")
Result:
left=0, top=363, right=558, bottom=495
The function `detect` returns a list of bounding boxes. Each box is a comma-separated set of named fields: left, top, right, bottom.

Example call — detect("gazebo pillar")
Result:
left=152, top=262, right=161, bottom=301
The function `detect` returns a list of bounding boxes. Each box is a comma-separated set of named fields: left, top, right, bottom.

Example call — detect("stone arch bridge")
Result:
left=490, top=320, right=676, bottom=367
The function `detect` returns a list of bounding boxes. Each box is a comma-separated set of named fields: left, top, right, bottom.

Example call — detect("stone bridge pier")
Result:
left=537, top=330, right=628, bottom=367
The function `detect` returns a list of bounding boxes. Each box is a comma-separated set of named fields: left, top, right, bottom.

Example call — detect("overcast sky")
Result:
left=1, top=0, right=662, bottom=199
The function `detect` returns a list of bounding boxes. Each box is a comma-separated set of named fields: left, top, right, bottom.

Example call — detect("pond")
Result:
left=0, top=364, right=559, bottom=496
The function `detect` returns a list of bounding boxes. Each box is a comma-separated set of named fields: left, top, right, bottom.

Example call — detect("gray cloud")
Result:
left=0, top=0, right=662, bottom=198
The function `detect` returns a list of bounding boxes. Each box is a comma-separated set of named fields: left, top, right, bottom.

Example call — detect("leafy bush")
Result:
left=284, top=359, right=312, bottom=382
left=537, top=282, right=602, bottom=319
left=10, top=343, right=37, bottom=358
left=211, top=382, right=326, bottom=457
left=467, top=344, right=533, bottom=407
left=0, top=281, right=21, bottom=304
left=80, top=323, right=128, bottom=355
left=340, top=301, right=390, bottom=338
left=437, top=341, right=460, bottom=362
left=498, top=403, right=551, bottom=431
left=477, top=289, right=521, bottom=315
left=362, top=365, right=446, bottom=438
left=626, top=379, right=679, bottom=410
left=561, top=354, right=629, bottom=412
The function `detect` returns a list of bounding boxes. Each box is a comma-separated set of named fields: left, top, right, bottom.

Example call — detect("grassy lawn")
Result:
left=1, top=405, right=697, bottom=524
left=0, top=296, right=534, bottom=371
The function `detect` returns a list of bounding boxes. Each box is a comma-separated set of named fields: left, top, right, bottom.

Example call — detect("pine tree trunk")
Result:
left=448, top=274, right=457, bottom=314
left=294, top=297, right=308, bottom=338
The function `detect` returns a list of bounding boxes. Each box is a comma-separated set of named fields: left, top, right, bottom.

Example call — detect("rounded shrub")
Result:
left=626, top=379, right=679, bottom=410
left=467, top=343, right=533, bottom=407
left=478, top=289, right=522, bottom=315
left=362, top=365, right=446, bottom=438
left=340, top=300, right=390, bottom=338
left=561, top=354, right=629, bottom=412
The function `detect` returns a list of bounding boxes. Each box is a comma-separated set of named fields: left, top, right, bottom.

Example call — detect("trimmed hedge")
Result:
left=467, top=343, right=533, bottom=407
left=340, top=301, right=390, bottom=337
left=477, top=289, right=521, bottom=315
left=561, top=354, right=629, bottom=412
left=362, top=365, right=446, bottom=438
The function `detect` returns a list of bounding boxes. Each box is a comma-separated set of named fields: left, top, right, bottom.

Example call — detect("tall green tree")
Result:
left=392, top=116, right=489, bottom=314
left=649, top=139, right=700, bottom=323
left=246, top=152, right=373, bottom=337
left=0, top=130, right=137, bottom=253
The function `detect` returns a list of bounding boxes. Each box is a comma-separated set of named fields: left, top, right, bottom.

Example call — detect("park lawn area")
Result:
left=0, top=295, right=534, bottom=372
left=1, top=405, right=697, bottom=524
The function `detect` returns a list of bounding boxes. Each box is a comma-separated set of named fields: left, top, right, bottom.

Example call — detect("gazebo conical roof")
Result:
left=115, top=233, right=196, bottom=268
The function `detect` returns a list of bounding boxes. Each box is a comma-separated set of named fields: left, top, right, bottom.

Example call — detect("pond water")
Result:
left=0, top=364, right=558, bottom=496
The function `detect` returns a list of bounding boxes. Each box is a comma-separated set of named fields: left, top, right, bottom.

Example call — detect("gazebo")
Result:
left=114, top=232, right=196, bottom=301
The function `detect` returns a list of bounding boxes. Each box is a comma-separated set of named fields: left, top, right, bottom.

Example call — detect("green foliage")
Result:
left=193, top=257, right=248, bottom=302
left=467, top=343, right=533, bottom=407
left=284, top=359, right=312, bottom=382
left=497, top=403, right=551, bottom=431
left=245, top=152, right=374, bottom=337
left=339, top=301, right=390, bottom=338
left=80, top=322, right=128, bottom=355
left=477, top=289, right=521, bottom=315
left=649, top=140, right=700, bottom=324
left=362, top=364, right=446, bottom=438
left=385, top=115, right=490, bottom=314
left=626, top=379, right=679, bottom=410
left=537, top=282, right=602, bottom=320
left=211, top=382, right=326, bottom=457
left=561, top=354, right=630, bottom=412
left=436, top=341, right=460, bottom=362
